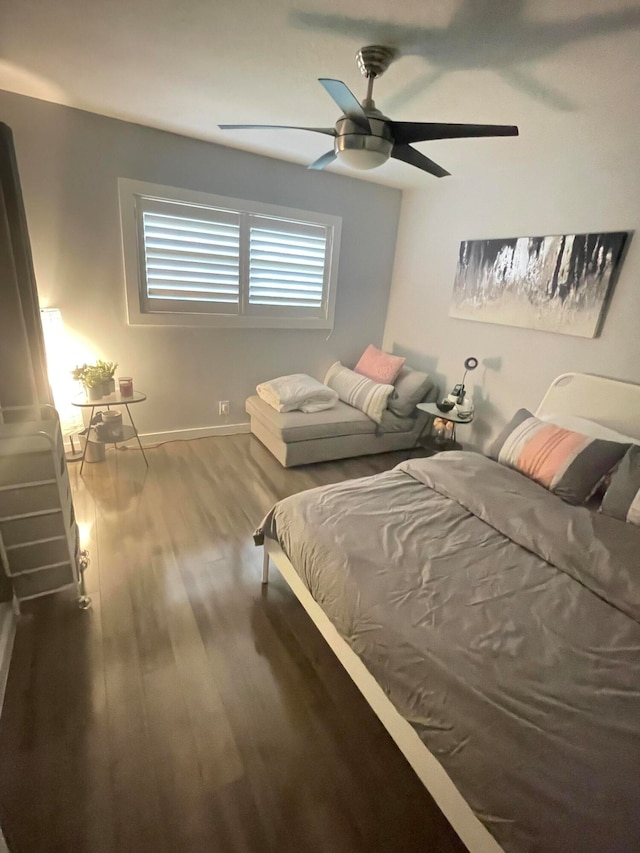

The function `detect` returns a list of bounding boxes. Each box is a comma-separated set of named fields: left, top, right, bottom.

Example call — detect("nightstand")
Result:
left=72, top=390, right=149, bottom=474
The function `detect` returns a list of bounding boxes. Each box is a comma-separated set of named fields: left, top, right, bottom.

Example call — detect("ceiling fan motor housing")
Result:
left=334, top=116, right=393, bottom=169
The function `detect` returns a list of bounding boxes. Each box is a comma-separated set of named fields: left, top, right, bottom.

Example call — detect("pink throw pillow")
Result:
left=354, top=345, right=406, bottom=385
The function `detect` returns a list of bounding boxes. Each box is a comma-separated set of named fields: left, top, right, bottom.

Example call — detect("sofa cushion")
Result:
left=324, top=362, right=393, bottom=425
left=246, top=396, right=377, bottom=442
left=379, top=409, right=416, bottom=434
left=388, top=367, right=433, bottom=418
left=489, top=408, right=630, bottom=505
left=354, top=344, right=406, bottom=385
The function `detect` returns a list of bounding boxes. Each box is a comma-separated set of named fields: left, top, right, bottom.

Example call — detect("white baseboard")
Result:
left=139, top=422, right=251, bottom=447
left=0, top=603, right=16, bottom=719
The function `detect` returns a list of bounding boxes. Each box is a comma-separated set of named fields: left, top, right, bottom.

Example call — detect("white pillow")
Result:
left=538, top=413, right=639, bottom=445
left=324, top=362, right=393, bottom=425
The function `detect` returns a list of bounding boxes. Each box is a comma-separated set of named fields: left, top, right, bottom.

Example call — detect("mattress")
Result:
left=258, top=451, right=640, bottom=853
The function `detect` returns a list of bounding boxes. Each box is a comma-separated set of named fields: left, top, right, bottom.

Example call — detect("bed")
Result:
left=255, top=373, right=640, bottom=853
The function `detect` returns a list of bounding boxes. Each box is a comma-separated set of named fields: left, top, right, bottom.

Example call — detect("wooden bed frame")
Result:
left=261, top=373, right=640, bottom=853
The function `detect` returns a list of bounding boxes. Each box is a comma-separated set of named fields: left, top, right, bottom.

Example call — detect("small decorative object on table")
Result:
left=80, top=366, right=105, bottom=401
left=118, top=376, right=134, bottom=397
left=72, top=359, right=119, bottom=400
left=97, top=360, right=118, bottom=395
left=433, top=417, right=455, bottom=445
left=456, top=395, right=475, bottom=421
left=99, top=410, right=124, bottom=441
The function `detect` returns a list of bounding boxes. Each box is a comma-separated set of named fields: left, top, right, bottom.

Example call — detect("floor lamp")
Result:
left=40, top=308, right=84, bottom=459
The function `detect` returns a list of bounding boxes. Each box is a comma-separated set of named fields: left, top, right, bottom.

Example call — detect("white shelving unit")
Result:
left=0, top=405, right=89, bottom=611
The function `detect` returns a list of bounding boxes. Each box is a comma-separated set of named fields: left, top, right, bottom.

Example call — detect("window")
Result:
left=119, top=179, right=341, bottom=328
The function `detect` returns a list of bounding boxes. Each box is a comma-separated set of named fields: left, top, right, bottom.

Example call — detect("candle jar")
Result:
left=118, top=377, right=134, bottom=397
left=102, top=410, right=124, bottom=440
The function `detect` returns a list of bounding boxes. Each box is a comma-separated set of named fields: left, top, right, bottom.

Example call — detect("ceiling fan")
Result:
left=219, top=45, right=519, bottom=178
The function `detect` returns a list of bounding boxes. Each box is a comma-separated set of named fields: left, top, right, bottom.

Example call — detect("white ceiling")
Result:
left=1, top=0, right=640, bottom=189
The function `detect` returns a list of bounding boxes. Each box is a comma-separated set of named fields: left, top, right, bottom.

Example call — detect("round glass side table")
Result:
left=415, top=401, right=474, bottom=452
left=72, top=390, right=149, bottom=474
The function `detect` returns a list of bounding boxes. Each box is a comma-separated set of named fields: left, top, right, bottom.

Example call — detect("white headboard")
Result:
left=536, top=373, right=640, bottom=441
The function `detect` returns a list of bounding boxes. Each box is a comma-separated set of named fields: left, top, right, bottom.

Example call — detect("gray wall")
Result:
left=0, top=90, right=401, bottom=435
left=383, top=162, right=640, bottom=451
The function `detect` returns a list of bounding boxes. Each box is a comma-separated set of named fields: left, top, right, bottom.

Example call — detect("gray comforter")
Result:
left=258, top=452, right=640, bottom=853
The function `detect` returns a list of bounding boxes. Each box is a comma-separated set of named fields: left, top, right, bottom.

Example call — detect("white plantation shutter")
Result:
left=121, top=180, right=341, bottom=328
left=247, top=217, right=329, bottom=316
left=138, top=199, right=241, bottom=314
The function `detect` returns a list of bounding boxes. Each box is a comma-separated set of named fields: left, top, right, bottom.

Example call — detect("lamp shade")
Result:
left=334, top=132, right=393, bottom=170
left=458, top=355, right=478, bottom=398
left=40, top=308, right=84, bottom=435
left=336, top=147, right=391, bottom=170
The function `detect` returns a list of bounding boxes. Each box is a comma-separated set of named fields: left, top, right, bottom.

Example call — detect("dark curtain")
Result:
left=0, top=122, right=52, bottom=413
left=0, top=122, right=53, bottom=601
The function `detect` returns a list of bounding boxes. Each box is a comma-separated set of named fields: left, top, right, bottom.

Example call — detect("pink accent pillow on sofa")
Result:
left=354, top=345, right=406, bottom=385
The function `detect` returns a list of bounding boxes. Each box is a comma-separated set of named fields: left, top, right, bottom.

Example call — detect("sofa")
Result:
left=246, top=363, right=438, bottom=467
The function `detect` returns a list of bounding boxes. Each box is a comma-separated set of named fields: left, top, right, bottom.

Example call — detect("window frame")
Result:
left=118, top=179, right=342, bottom=329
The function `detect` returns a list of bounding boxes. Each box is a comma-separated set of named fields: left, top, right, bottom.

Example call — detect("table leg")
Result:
left=124, top=403, right=149, bottom=467
left=413, top=414, right=433, bottom=449
left=79, top=405, right=96, bottom=475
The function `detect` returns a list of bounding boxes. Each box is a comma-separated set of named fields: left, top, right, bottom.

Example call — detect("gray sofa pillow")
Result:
left=388, top=367, right=433, bottom=418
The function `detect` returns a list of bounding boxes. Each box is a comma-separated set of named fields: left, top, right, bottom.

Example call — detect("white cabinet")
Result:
left=0, top=406, right=87, bottom=610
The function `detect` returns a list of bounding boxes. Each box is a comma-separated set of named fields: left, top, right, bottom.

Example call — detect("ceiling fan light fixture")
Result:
left=334, top=134, right=393, bottom=170
left=220, top=44, right=518, bottom=178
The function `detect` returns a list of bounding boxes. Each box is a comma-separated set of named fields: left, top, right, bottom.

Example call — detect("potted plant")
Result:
left=82, top=366, right=105, bottom=401
left=97, top=360, right=118, bottom=395
left=71, top=364, right=90, bottom=386
left=72, top=364, right=103, bottom=400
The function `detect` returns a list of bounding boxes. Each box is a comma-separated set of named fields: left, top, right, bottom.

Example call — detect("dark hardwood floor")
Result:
left=0, top=434, right=465, bottom=853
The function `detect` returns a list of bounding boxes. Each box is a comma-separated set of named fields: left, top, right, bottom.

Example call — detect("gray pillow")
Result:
left=324, top=361, right=393, bottom=425
left=387, top=366, right=433, bottom=418
left=601, top=445, right=640, bottom=525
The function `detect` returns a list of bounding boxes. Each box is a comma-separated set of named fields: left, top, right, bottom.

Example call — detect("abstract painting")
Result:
left=450, top=231, right=629, bottom=337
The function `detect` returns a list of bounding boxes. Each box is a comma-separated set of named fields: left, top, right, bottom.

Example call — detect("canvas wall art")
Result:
left=450, top=231, right=629, bottom=337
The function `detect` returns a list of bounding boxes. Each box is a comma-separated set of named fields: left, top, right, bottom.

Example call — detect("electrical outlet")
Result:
left=218, top=401, right=230, bottom=416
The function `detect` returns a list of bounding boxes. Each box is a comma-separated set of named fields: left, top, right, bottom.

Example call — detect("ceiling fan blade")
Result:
left=219, top=124, right=336, bottom=136
left=308, top=150, right=337, bottom=171
left=318, top=79, right=371, bottom=132
left=391, top=144, right=450, bottom=178
left=391, top=122, right=519, bottom=145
